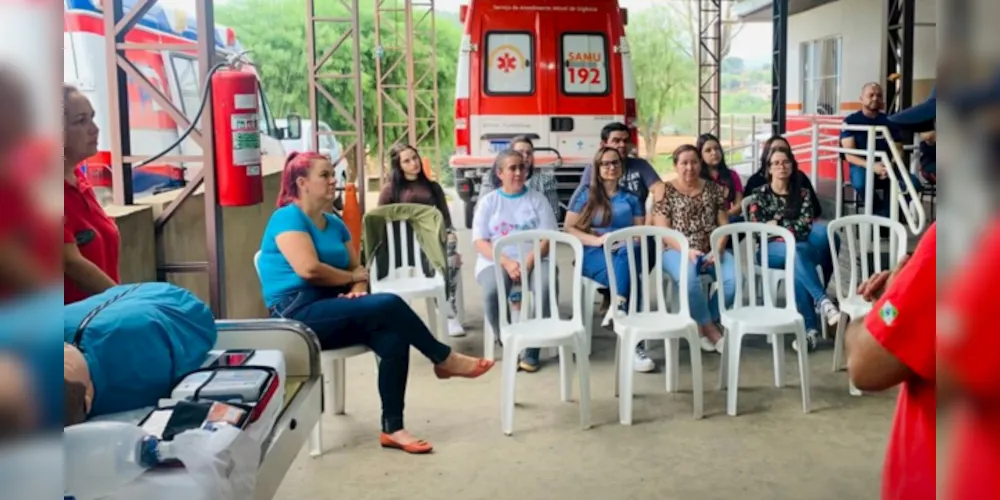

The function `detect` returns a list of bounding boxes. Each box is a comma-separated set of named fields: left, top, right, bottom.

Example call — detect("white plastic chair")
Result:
left=711, top=223, right=812, bottom=416
left=828, top=215, right=908, bottom=396
left=741, top=196, right=829, bottom=339
left=604, top=227, right=703, bottom=424
left=492, top=230, right=591, bottom=436
left=253, top=251, right=374, bottom=457
left=369, top=220, right=449, bottom=340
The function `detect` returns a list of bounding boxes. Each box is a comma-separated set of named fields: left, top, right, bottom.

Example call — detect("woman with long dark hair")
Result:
left=747, top=147, right=841, bottom=352
left=563, top=146, right=650, bottom=371
left=697, top=133, right=743, bottom=222
left=257, top=151, right=493, bottom=454
left=745, top=135, right=838, bottom=286
left=377, top=143, right=465, bottom=337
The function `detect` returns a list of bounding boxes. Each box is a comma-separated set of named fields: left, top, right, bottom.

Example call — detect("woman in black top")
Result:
left=378, top=143, right=466, bottom=337
left=745, top=135, right=839, bottom=287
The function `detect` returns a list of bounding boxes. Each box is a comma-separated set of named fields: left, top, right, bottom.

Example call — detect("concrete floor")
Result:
left=273, top=201, right=897, bottom=500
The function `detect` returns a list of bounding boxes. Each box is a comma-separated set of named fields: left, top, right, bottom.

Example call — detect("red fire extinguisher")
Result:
left=211, top=67, right=263, bottom=207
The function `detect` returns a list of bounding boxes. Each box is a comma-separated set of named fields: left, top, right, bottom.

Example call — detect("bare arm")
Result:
left=727, top=191, right=744, bottom=217
left=275, top=231, right=357, bottom=287
left=63, top=243, right=117, bottom=296
left=715, top=209, right=730, bottom=251
left=563, top=211, right=604, bottom=247
left=840, top=135, right=872, bottom=168
left=0, top=242, right=47, bottom=292
left=845, top=317, right=914, bottom=391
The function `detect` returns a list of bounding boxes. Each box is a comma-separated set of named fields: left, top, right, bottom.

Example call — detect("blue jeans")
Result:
left=849, top=165, right=922, bottom=216
left=270, top=287, right=452, bottom=434
left=662, top=249, right=736, bottom=326
left=807, top=222, right=840, bottom=286
left=761, top=241, right=828, bottom=331
left=581, top=244, right=645, bottom=309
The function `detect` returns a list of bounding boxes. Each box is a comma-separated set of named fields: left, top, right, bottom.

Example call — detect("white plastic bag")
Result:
left=171, top=425, right=260, bottom=500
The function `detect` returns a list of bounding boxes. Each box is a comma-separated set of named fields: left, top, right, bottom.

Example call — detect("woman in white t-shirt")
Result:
left=472, top=149, right=559, bottom=372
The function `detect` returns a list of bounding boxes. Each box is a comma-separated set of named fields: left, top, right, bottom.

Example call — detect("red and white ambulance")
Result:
left=449, top=0, right=637, bottom=227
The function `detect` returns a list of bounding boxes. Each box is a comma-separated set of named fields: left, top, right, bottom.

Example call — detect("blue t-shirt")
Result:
left=568, top=189, right=644, bottom=235
left=840, top=110, right=903, bottom=157
left=572, top=156, right=661, bottom=206
left=258, top=204, right=352, bottom=307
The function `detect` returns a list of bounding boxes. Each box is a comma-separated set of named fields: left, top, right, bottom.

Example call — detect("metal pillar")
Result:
left=770, top=0, right=788, bottom=135
left=885, top=0, right=915, bottom=114
left=306, top=0, right=367, bottom=210
left=374, top=0, right=417, bottom=179
left=697, top=0, right=722, bottom=137
left=411, top=0, right=442, bottom=174
left=104, top=0, right=226, bottom=318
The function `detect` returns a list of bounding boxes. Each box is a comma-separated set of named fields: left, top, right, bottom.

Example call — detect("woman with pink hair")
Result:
left=257, top=152, right=494, bottom=454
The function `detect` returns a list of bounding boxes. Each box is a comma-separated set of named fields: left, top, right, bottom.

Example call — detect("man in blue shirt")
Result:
left=570, top=122, right=664, bottom=373
left=840, top=82, right=922, bottom=216
left=570, top=122, right=664, bottom=213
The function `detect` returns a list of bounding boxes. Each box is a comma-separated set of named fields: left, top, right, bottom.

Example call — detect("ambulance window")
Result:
left=170, top=54, right=202, bottom=126
left=561, top=33, right=610, bottom=95
left=484, top=32, right=533, bottom=95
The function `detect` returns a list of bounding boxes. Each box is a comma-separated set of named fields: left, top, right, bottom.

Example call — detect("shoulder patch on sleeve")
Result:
left=879, top=301, right=899, bottom=326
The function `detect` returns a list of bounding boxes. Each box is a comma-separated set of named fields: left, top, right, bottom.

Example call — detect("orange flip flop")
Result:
left=433, top=358, right=495, bottom=380
left=380, top=433, right=433, bottom=454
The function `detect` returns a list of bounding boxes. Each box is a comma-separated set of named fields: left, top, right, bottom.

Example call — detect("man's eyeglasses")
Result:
left=514, top=149, right=533, bottom=158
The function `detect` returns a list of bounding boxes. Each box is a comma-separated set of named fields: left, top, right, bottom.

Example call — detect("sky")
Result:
left=160, top=0, right=772, bottom=64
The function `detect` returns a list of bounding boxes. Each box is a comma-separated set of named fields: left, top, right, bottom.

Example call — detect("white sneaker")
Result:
left=819, top=298, right=841, bottom=326
left=714, top=337, right=725, bottom=354
left=699, top=337, right=716, bottom=352
left=601, top=306, right=615, bottom=328
left=447, top=318, right=466, bottom=337
left=633, top=345, right=655, bottom=373
left=792, top=329, right=821, bottom=353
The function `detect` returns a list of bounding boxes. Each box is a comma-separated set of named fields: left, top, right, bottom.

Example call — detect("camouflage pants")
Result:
left=445, top=232, right=460, bottom=318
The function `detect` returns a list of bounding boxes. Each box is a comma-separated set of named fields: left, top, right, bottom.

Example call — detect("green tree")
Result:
left=722, top=56, right=745, bottom=74
left=627, top=5, right=695, bottom=158
left=216, top=0, right=460, bottom=169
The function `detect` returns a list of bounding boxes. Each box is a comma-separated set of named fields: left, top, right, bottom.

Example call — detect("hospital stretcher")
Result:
left=91, top=318, right=323, bottom=500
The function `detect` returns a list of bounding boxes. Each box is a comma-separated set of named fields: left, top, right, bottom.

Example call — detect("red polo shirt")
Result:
left=939, top=220, right=1000, bottom=500
left=0, top=182, right=59, bottom=296
left=64, top=166, right=120, bottom=304
left=864, top=223, right=936, bottom=500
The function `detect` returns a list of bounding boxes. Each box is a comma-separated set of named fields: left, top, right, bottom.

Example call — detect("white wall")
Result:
left=786, top=0, right=938, bottom=113
left=913, top=0, right=937, bottom=80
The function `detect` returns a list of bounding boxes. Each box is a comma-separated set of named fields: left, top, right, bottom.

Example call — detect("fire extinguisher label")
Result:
left=231, top=112, right=262, bottom=168
left=234, top=93, right=258, bottom=110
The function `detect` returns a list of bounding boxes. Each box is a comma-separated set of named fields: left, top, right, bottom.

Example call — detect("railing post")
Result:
left=810, top=121, right=819, bottom=186
left=750, top=115, right=758, bottom=169
left=887, top=152, right=899, bottom=260
left=835, top=143, right=843, bottom=219
left=864, top=128, right=876, bottom=216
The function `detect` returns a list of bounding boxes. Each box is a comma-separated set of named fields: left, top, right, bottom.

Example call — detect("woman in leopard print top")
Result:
left=651, top=144, right=736, bottom=354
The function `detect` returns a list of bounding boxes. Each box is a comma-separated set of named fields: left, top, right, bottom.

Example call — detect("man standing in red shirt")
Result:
left=846, top=222, right=936, bottom=500
left=937, top=218, right=1000, bottom=500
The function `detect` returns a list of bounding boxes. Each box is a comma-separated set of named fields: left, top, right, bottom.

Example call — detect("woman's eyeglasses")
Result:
left=505, top=163, right=527, bottom=172
left=769, top=160, right=792, bottom=168
left=599, top=159, right=622, bottom=169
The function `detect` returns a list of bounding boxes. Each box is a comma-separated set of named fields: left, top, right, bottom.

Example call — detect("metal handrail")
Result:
left=723, top=119, right=927, bottom=243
